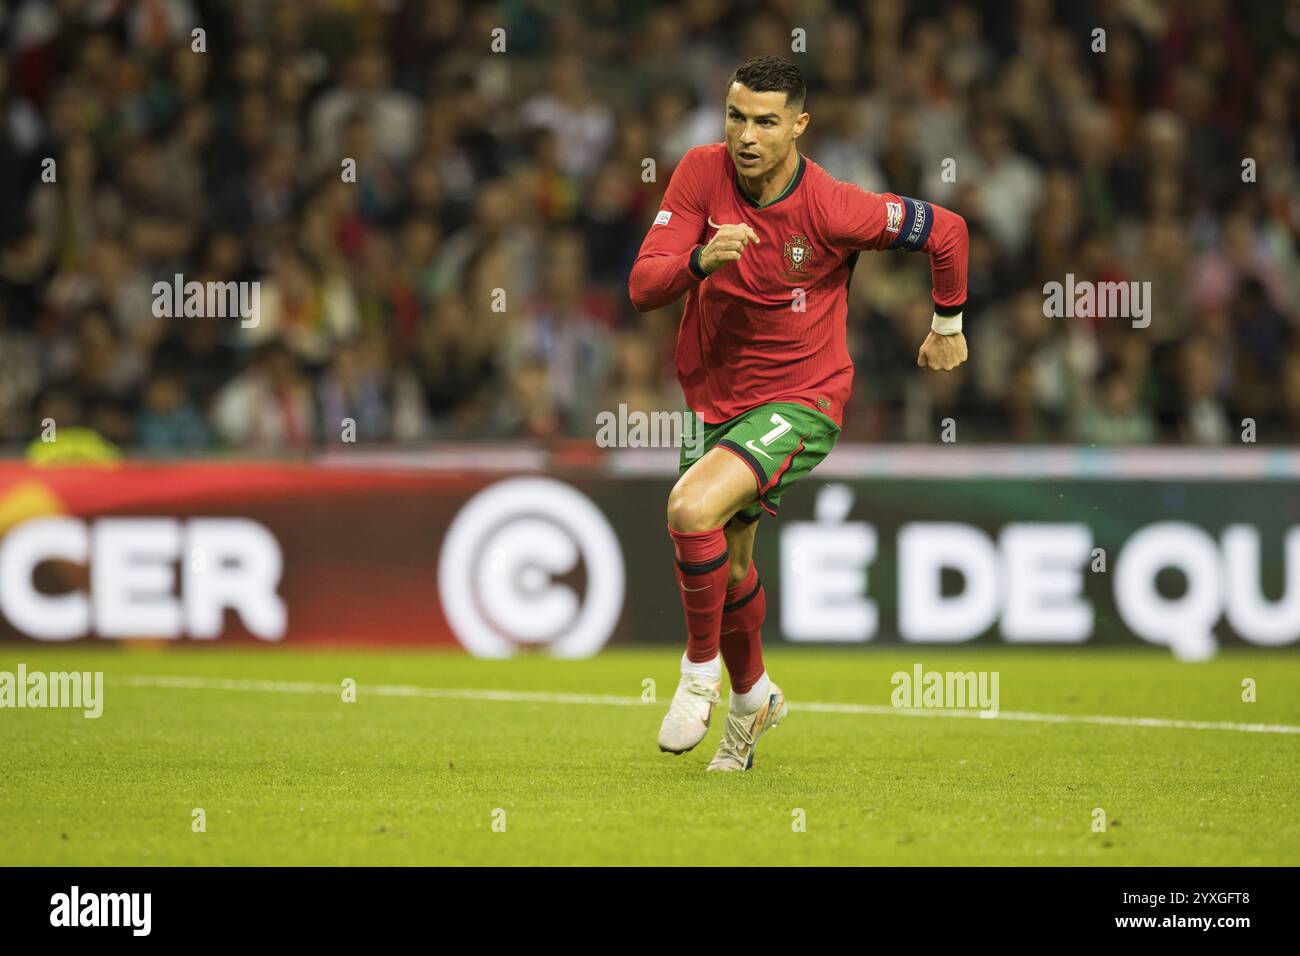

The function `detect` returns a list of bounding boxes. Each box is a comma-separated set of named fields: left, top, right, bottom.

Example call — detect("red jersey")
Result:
left=629, top=142, right=968, bottom=426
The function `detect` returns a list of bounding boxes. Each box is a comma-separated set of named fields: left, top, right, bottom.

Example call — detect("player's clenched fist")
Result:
left=699, top=222, right=760, bottom=274
left=916, top=330, right=968, bottom=371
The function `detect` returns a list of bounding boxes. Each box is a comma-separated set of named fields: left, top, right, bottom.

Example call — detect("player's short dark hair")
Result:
left=727, top=55, right=806, bottom=112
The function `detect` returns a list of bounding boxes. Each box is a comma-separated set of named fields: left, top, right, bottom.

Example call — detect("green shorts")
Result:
left=678, top=401, right=841, bottom=521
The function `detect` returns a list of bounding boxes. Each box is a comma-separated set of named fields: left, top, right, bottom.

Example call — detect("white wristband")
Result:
left=931, top=311, right=962, bottom=335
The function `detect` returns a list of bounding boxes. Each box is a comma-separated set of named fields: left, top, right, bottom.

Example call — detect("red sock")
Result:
left=668, top=524, right=729, bottom=663
left=719, top=561, right=766, bottom=693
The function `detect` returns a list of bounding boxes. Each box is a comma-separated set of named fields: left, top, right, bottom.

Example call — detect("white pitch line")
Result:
left=118, top=674, right=643, bottom=707
left=115, top=675, right=1300, bottom=736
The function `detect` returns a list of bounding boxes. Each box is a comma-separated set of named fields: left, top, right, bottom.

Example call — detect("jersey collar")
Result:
left=734, top=151, right=806, bottom=210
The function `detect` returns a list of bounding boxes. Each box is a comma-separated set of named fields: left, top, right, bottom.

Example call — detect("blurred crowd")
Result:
left=1, top=0, right=1298, bottom=453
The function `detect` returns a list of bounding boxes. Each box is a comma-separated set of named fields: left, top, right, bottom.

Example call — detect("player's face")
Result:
left=724, top=83, right=809, bottom=179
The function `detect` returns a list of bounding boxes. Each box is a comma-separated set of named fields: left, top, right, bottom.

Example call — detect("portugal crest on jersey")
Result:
left=783, top=235, right=813, bottom=273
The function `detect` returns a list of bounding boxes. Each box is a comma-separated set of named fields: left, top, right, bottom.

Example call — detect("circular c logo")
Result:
left=437, top=478, right=625, bottom=657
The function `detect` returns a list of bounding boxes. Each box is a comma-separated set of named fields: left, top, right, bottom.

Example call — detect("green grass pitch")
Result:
left=2, top=646, right=1298, bottom=866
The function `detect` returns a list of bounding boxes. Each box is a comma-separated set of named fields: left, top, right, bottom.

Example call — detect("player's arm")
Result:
left=628, top=150, right=759, bottom=312
left=827, top=183, right=970, bottom=370
left=628, top=149, right=709, bottom=313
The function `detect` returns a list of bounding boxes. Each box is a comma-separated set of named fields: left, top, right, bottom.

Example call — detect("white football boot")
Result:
left=706, top=681, right=787, bottom=772
left=657, top=674, right=722, bottom=754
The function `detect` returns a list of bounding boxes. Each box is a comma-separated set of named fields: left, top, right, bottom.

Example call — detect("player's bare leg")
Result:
left=656, top=449, right=759, bottom=753
left=723, top=517, right=757, bottom=586
left=666, top=446, right=759, bottom=533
